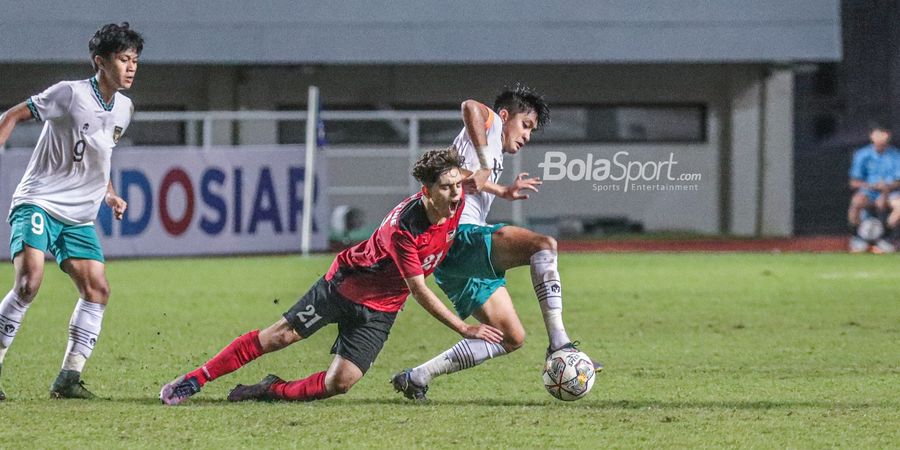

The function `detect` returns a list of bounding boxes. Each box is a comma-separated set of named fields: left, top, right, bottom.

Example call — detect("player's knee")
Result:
left=328, top=375, right=358, bottom=395
left=332, top=380, right=354, bottom=395
left=86, top=280, right=111, bottom=303
left=504, top=328, right=526, bottom=352
left=888, top=211, right=900, bottom=226
left=14, top=275, right=41, bottom=302
left=274, top=331, right=300, bottom=350
left=259, top=326, right=300, bottom=352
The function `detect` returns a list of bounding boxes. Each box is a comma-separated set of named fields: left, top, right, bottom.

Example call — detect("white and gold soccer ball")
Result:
left=542, top=348, right=595, bottom=401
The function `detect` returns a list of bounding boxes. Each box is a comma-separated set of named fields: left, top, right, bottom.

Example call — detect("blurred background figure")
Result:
left=847, top=123, right=900, bottom=253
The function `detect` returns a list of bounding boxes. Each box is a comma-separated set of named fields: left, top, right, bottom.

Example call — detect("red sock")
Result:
left=269, top=371, right=327, bottom=401
left=186, top=330, right=263, bottom=387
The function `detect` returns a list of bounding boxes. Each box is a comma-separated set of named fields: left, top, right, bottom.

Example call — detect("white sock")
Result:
left=531, top=249, right=571, bottom=350
left=61, top=299, right=105, bottom=372
left=410, top=338, right=507, bottom=386
left=0, top=290, right=31, bottom=364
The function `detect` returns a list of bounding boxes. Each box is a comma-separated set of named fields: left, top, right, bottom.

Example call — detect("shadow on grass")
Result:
left=99, top=396, right=898, bottom=410
left=332, top=398, right=900, bottom=410
left=100, top=397, right=233, bottom=406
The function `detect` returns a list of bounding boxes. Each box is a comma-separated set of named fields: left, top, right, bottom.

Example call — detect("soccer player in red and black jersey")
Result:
left=160, top=147, right=502, bottom=405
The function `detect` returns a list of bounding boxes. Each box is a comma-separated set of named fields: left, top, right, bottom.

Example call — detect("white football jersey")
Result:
left=452, top=109, right=504, bottom=226
left=10, top=78, right=133, bottom=225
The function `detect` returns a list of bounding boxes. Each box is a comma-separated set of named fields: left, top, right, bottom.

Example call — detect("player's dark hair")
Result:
left=89, top=22, right=144, bottom=70
left=868, top=121, right=890, bottom=133
left=493, top=83, right=550, bottom=129
left=412, top=147, right=463, bottom=186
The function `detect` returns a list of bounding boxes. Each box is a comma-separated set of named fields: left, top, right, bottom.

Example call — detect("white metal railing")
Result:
left=132, top=102, right=478, bottom=255
left=134, top=109, right=462, bottom=193
left=3, top=90, right=526, bottom=254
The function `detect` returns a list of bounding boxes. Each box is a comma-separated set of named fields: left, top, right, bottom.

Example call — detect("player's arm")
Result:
left=849, top=151, right=868, bottom=191
left=389, top=231, right=500, bottom=342
left=0, top=102, right=35, bottom=149
left=405, top=275, right=503, bottom=343
left=105, top=181, right=127, bottom=220
left=459, top=167, right=533, bottom=199
left=461, top=99, right=493, bottom=192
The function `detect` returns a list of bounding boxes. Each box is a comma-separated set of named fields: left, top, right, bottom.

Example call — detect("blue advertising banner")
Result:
left=0, top=146, right=329, bottom=257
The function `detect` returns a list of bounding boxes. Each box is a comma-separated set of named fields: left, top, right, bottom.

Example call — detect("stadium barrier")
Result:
left=0, top=146, right=330, bottom=257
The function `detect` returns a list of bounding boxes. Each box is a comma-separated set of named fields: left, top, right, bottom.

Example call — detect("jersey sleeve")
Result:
left=27, top=82, right=73, bottom=122
left=486, top=110, right=502, bottom=136
left=483, top=108, right=494, bottom=131
left=849, top=149, right=867, bottom=180
left=452, top=109, right=503, bottom=172
left=121, top=100, right=134, bottom=134
left=389, top=229, right=423, bottom=279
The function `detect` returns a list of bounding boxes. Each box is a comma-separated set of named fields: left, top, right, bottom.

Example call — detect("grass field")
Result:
left=0, top=253, right=897, bottom=448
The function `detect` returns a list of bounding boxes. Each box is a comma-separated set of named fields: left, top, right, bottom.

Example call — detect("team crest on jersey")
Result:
left=446, top=229, right=456, bottom=242
left=81, top=123, right=90, bottom=134
left=113, top=126, right=123, bottom=143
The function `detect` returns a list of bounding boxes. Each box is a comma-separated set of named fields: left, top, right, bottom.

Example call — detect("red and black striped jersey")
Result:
left=325, top=191, right=464, bottom=313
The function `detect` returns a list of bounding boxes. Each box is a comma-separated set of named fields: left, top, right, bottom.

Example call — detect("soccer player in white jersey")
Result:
left=0, top=23, right=142, bottom=400
left=392, top=85, right=601, bottom=401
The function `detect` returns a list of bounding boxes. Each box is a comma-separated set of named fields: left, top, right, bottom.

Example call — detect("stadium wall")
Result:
left=1, top=63, right=794, bottom=236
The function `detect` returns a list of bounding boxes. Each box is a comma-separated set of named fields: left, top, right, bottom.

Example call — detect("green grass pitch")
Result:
left=0, top=253, right=897, bottom=448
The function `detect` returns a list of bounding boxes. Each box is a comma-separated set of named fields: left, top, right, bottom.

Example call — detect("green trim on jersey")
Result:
left=26, top=98, right=42, bottom=121
left=89, top=77, right=115, bottom=112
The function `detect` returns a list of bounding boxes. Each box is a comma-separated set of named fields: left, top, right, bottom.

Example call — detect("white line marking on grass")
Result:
left=817, top=272, right=900, bottom=280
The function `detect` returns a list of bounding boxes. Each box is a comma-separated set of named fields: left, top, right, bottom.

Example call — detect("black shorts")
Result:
left=283, top=277, right=397, bottom=374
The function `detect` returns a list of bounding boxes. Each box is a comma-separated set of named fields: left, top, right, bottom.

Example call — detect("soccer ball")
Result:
left=857, top=217, right=884, bottom=242
left=542, top=348, right=595, bottom=401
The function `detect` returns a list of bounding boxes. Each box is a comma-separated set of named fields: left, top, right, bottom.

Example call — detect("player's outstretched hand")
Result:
left=462, top=323, right=504, bottom=343
left=502, top=172, right=542, bottom=201
left=105, top=193, right=128, bottom=220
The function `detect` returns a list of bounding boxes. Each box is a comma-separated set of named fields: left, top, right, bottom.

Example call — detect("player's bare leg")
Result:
left=395, top=288, right=522, bottom=401
left=48, top=258, right=110, bottom=399
left=848, top=192, right=874, bottom=252
left=258, top=318, right=304, bottom=352
left=490, top=226, right=573, bottom=347
left=0, top=246, right=45, bottom=401
left=886, top=197, right=900, bottom=241
left=868, top=196, right=900, bottom=253
left=848, top=191, right=870, bottom=227
left=232, top=355, right=364, bottom=402
left=472, top=288, right=526, bottom=352
left=161, top=318, right=299, bottom=405
left=491, top=225, right=602, bottom=371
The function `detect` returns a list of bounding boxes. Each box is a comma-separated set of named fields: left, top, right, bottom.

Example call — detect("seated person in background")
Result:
left=848, top=123, right=900, bottom=253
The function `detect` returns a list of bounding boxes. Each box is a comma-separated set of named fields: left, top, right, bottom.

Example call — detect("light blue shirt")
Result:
left=849, top=145, right=900, bottom=184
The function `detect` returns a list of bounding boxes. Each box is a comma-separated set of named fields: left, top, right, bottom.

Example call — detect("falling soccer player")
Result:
left=160, top=147, right=502, bottom=404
